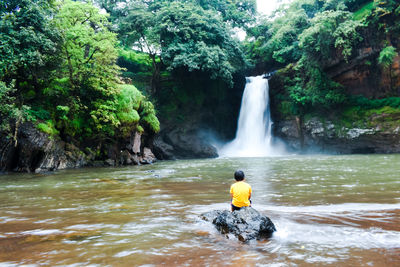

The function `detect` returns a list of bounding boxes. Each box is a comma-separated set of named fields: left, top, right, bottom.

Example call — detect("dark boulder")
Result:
left=201, top=207, right=276, bottom=242
left=153, top=126, right=218, bottom=160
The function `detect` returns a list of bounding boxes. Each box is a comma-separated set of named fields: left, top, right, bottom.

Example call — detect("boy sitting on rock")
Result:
left=230, top=170, right=252, bottom=212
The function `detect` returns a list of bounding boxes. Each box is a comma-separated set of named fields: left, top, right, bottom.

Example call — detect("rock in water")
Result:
left=200, top=207, right=276, bottom=242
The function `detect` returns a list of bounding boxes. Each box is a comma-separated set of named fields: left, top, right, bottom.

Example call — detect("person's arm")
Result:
left=249, top=186, right=252, bottom=200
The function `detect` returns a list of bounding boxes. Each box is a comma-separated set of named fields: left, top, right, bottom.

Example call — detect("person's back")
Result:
left=230, top=170, right=252, bottom=211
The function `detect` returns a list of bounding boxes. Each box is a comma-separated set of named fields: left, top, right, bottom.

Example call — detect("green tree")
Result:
left=52, top=0, right=121, bottom=138
left=263, top=8, right=309, bottom=65
left=157, top=1, right=245, bottom=86
left=0, top=0, right=60, bottom=95
left=0, top=0, right=60, bottom=140
left=298, top=10, right=363, bottom=63
left=195, top=0, right=256, bottom=28
left=103, top=0, right=248, bottom=92
left=117, top=0, right=163, bottom=94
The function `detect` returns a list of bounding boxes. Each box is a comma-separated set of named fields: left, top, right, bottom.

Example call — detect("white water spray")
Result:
left=220, top=75, right=279, bottom=157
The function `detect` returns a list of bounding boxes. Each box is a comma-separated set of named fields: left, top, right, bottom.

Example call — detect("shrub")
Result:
left=37, top=120, right=59, bottom=136
left=116, top=84, right=160, bottom=136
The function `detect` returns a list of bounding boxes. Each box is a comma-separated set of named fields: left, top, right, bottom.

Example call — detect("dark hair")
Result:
left=234, top=170, right=245, bottom=181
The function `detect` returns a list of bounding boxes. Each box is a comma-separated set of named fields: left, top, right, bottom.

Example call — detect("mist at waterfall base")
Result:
left=219, top=75, right=286, bottom=157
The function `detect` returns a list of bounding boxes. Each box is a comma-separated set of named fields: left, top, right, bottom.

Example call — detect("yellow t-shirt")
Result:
left=230, top=181, right=252, bottom=207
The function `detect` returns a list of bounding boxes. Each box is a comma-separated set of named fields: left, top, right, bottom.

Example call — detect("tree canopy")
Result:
left=101, top=0, right=251, bottom=90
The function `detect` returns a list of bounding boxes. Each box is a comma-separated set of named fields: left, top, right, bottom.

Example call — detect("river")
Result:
left=0, top=154, right=399, bottom=266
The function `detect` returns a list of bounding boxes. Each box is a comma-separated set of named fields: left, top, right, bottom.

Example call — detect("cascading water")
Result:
left=219, top=75, right=277, bottom=157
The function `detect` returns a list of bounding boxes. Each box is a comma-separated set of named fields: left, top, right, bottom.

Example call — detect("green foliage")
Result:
left=50, top=0, right=141, bottom=139
left=116, top=84, right=141, bottom=137
left=277, top=100, right=296, bottom=118
left=299, top=10, right=363, bottom=62
left=0, top=81, right=32, bottom=137
left=56, top=105, right=70, bottom=121
left=349, top=95, right=400, bottom=109
left=115, top=84, right=160, bottom=136
left=341, top=96, right=400, bottom=128
left=0, top=0, right=160, bottom=145
left=245, top=0, right=386, bottom=119
left=139, top=100, right=160, bottom=133
left=27, top=106, right=51, bottom=121
left=353, top=1, right=374, bottom=20
left=371, top=0, right=400, bottom=37
left=0, top=81, right=17, bottom=133
left=263, top=8, right=309, bottom=64
left=108, top=0, right=247, bottom=88
left=54, top=0, right=120, bottom=93
left=158, top=1, right=245, bottom=86
left=288, top=70, right=346, bottom=113
left=374, top=0, right=398, bottom=17
left=118, top=49, right=153, bottom=73
left=195, top=0, right=256, bottom=28
left=378, top=46, right=398, bottom=69
left=0, top=0, right=61, bottom=97
left=90, top=99, right=120, bottom=136
left=37, top=120, right=59, bottom=136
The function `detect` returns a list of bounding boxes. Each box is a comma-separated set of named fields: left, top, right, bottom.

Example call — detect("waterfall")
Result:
left=219, top=75, right=276, bottom=157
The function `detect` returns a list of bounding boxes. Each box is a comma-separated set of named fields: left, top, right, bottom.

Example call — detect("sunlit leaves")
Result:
left=54, top=0, right=120, bottom=92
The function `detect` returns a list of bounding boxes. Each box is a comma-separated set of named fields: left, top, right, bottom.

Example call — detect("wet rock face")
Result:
left=201, top=207, right=276, bottom=242
left=153, top=127, right=218, bottom=160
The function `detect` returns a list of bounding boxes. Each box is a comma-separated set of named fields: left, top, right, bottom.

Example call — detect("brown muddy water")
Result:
left=0, top=155, right=399, bottom=266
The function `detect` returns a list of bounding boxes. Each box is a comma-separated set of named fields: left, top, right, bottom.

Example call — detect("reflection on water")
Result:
left=0, top=155, right=399, bottom=266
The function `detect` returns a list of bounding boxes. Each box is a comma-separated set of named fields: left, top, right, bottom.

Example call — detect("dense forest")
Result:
left=1, top=0, right=400, bottom=170
left=252, top=0, right=400, bottom=124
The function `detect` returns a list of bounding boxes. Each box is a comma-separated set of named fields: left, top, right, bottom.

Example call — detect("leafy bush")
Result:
left=118, top=49, right=154, bottom=73
left=115, top=84, right=160, bottom=136
left=378, top=46, right=398, bottom=69
left=27, top=107, right=51, bottom=121
left=139, top=100, right=160, bottom=133
left=37, top=120, right=59, bottom=136
left=340, top=95, right=400, bottom=127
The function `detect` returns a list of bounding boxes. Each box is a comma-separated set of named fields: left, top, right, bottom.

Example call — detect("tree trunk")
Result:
left=13, top=116, right=21, bottom=148
left=150, top=54, right=160, bottom=95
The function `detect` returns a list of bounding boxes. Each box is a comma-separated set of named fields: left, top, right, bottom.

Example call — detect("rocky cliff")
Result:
left=269, top=38, right=400, bottom=154
left=274, top=116, right=400, bottom=154
left=0, top=123, right=156, bottom=173
left=326, top=47, right=400, bottom=98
